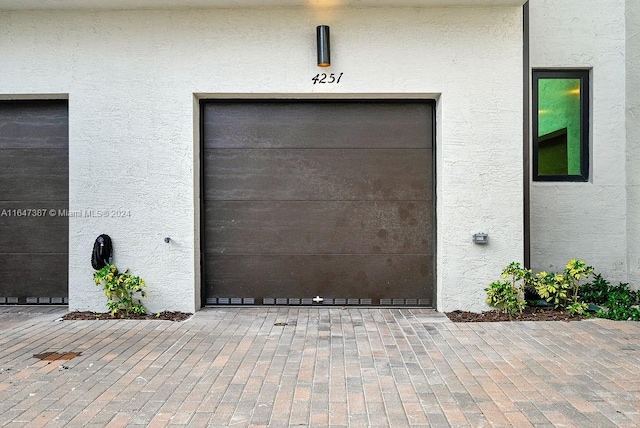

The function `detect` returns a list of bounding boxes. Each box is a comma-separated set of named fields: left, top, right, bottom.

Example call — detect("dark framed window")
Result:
left=533, top=70, right=589, bottom=181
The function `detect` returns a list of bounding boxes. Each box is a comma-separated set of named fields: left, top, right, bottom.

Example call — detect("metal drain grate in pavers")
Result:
left=33, top=352, right=82, bottom=361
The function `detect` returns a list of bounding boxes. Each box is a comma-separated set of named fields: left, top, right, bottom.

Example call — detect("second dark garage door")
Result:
left=202, top=100, right=434, bottom=306
left=0, top=100, right=69, bottom=304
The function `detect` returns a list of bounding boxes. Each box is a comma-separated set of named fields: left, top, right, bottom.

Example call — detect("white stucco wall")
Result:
left=628, top=0, right=640, bottom=288
left=529, top=0, right=629, bottom=280
left=0, top=6, right=523, bottom=313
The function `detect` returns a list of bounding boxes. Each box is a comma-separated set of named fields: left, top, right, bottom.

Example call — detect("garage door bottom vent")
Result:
left=0, top=297, right=68, bottom=305
left=206, top=297, right=431, bottom=306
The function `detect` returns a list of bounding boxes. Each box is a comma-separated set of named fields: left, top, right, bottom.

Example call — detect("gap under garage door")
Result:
left=201, top=100, right=434, bottom=306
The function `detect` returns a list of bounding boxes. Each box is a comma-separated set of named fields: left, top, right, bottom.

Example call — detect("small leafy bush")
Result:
left=533, top=271, right=570, bottom=308
left=533, top=259, right=593, bottom=315
left=487, top=261, right=639, bottom=320
left=578, top=273, right=610, bottom=305
left=485, top=262, right=531, bottom=317
left=564, top=259, right=594, bottom=315
left=93, top=264, right=147, bottom=317
left=580, top=273, right=640, bottom=320
left=595, top=282, right=640, bottom=321
left=566, top=301, right=590, bottom=317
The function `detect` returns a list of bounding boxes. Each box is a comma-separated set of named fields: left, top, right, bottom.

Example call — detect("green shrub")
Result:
left=93, top=264, right=147, bottom=317
left=485, top=261, right=640, bottom=320
left=579, top=273, right=640, bottom=320
left=566, top=301, right=589, bottom=316
left=485, top=262, right=531, bottom=317
left=533, top=271, right=570, bottom=308
left=486, top=280, right=526, bottom=317
left=578, top=273, right=610, bottom=305
left=596, top=282, right=640, bottom=321
left=565, top=259, right=594, bottom=315
left=533, top=259, right=593, bottom=315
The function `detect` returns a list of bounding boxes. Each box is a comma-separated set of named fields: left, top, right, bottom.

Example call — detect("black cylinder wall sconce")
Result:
left=317, top=25, right=330, bottom=67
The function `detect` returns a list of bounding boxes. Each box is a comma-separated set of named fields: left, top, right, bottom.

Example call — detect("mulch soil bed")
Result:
left=446, top=306, right=587, bottom=322
left=63, top=308, right=586, bottom=323
left=62, top=311, right=192, bottom=321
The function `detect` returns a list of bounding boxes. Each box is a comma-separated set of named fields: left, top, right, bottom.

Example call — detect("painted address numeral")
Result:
left=312, top=72, right=343, bottom=85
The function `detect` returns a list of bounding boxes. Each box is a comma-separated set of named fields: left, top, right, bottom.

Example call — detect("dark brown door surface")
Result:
left=202, top=101, right=434, bottom=306
left=0, top=100, right=69, bottom=304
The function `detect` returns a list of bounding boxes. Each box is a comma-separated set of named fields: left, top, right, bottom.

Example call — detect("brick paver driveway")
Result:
left=0, top=306, right=639, bottom=427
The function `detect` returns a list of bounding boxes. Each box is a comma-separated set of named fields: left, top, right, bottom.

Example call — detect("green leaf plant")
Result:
left=485, top=262, right=531, bottom=317
left=93, top=264, right=147, bottom=317
left=488, top=260, right=640, bottom=320
left=592, top=282, right=640, bottom=321
left=533, top=259, right=593, bottom=316
left=533, top=271, right=569, bottom=308
left=564, top=259, right=593, bottom=315
left=578, top=273, right=610, bottom=305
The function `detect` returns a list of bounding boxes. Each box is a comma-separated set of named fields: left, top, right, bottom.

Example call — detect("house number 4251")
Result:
left=312, top=72, right=343, bottom=84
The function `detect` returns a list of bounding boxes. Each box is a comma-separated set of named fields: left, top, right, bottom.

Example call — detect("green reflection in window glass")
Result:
left=537, top=78, right=581, bottom=176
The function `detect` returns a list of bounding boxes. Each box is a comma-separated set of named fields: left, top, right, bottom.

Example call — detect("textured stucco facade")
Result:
left=1, top=5, right=524, bottom=313
left=3, top=0, right=639, bottom=312
left=627, top=0, right=640, bottom=287
left=529, top=0, right=631, bottom=281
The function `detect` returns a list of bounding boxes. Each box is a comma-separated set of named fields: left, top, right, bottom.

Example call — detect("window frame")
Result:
left=532, top=69, right=590, bottom=182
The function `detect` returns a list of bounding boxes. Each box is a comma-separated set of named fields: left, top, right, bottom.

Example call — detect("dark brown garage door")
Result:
left=202, top=100, right=434, bottom=306
left=0, top=100, right=69, bottom=304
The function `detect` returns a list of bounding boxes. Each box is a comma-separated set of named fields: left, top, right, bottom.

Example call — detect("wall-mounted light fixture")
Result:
left=472, top=233, right=489, bottom=245
left=317, top=25, right=330, bottom=67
